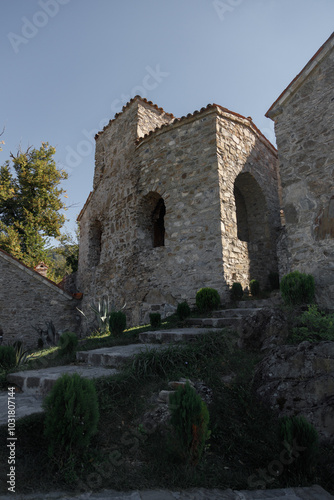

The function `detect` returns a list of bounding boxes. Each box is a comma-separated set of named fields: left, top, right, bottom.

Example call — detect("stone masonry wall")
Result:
left=273, top=48, right=334, bottom=309
left=0, top=251, right=80, bottom=349
left=77, top=98, right=281, bottom=329
left=216, top=111, right=281, bottom=290
left=78, top=104, right=227, bottom=327
left=134, top=109, right=226, bottom=323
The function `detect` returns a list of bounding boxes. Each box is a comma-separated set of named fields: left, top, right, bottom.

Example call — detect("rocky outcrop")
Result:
left=239, top=307, right=289, bottom=351
left=253, top=341, right=334, bottom=443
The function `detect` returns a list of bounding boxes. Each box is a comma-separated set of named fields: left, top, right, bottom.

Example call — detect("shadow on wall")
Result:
left=233, top=171, right=280, bottom=289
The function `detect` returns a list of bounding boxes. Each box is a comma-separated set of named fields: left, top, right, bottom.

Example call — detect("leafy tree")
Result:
left=0, top=127, right=4, bottom=152
left=47, top=230, right=79, bottom=282
left=0, top=143, right=68, bottom=268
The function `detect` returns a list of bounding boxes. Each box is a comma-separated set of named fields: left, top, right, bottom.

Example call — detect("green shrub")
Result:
left=279, top=415, right=319, bottom=473
left=249, top=279, right=260, bottom=296
left=196, top=288, right=220, bottom=313
left=149, top=312, right=162, bottom=328
left=269, top=271, right=280, bottom=290
left=109, top=311, right=127, bottom=335
left=0, top=345, right=16, bottom=371
left=43, top=373, right=99, bottom=460
left=169, top=381, right=210, bottom=465
left=58, top=331, right=78, bottom=356
left=280, top=271, right=315, bottom=305
left=177, top=301, right=191, bottom=320
left=290, top=305, right=334, bottom=343
left=231, top=282, right=243, bottom=301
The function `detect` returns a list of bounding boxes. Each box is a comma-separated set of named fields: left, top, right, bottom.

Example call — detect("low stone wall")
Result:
left=253, top=341, right=334, bottom=443
left=0, top=250, right=81, bottom=349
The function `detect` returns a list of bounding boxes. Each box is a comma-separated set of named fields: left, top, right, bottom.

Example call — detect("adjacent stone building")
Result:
left=77, top=97, right=281, bottom=325
left=0, top=249, right=80, bottom=348
left=266, top=31, right=334, bottom=310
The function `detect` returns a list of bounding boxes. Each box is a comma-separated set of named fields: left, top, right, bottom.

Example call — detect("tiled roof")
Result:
left=94, top=96, right=174, bottom=140
left=266, top=31, right=334, bottom=119
left=136, top=102, right=277, bottom=153
left=0, top=248, right=74, bottom=299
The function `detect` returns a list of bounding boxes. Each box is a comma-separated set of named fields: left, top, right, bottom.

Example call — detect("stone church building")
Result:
left=266, top=31, right=334, bottom=310
left=77, top=97, right=281, bottom=325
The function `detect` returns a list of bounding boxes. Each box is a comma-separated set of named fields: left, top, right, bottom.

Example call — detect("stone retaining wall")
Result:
left=0, top=250, right=80, bottom=348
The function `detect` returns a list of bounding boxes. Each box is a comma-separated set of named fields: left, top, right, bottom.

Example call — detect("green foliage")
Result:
left=280, top=271, right=315, bottom=306
left=43, top=373, right=99, bottom=461
left=196, top=287, right=220, bottom=313
left=58, top=331, right=78, bottom=356
left=47, top=230, right=79, bottom=282
left=269, top=271, right=280, bottom=290
left=290, top=305, right=334, bottom=343
left=169, top=381, right=210, bottom=465
left=279, top=415, right=319, bottom=473
left=149, top=312, right=161, bottom=328
left=231, top=282, right=243, bottom=301
left=12, top=340, right=29, bottom=367
left=89, top=297, right=113, bottom=334
left=0, top=345, right=16, bottom=371
left=177, top=301, right=191, bottom=320
left=249, top=279, right=260, bottom=296
left=0, top=143, right=68, bottom=268
left=109, top=311, right=127, bottom=335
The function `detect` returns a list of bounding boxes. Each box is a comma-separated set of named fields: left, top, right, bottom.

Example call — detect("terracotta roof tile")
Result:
left=136, top=102, right=277, bottom=152
left=0, top=248, right=76, bottom=298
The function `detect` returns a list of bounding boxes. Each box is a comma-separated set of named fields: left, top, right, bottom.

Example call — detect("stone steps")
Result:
left=139, top=327, right=223, bottom=343
left=186, top=307, right=263, bottom=330
left=7, top=365, right=119, bottom=396
left=76, top=343, right=169, bottom=367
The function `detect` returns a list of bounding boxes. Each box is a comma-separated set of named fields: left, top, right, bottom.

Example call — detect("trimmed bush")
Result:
left=0, top=345, right=16, bottom=371
left=269, top=271, right=280, bottom=290
left=280, top=271, right=315, bottom=305
left=149, top=312, right=161, bottom=328
left=231, top=282, right=243, bottom=301
left=109, top=311, right=127, bottom=335
left=43, top=373, right=99, bottom=460
left=250, top=279, right=260, bottom=297
left=279, top=415, right=319, bottom=473
left=169, top=381, right=210, bottom=465
left=177, top=301, right=191, bottom=320
left=58, top=331, right=78, bottom=356
left=196, top=288, right=220, bottom=313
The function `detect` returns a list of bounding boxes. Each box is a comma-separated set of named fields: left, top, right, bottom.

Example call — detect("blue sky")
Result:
left=2, top=0, right=333, bottom=239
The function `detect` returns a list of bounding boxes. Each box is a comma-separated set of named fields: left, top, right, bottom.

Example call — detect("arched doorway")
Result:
left=233, top=172, right=276, bottom=288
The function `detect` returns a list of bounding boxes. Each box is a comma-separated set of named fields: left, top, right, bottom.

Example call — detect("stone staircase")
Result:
left=1, top=300, right=274, bottom=425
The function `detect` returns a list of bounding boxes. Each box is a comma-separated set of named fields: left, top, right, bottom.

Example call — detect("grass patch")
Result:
left=0, top=329, right=332, bottom=494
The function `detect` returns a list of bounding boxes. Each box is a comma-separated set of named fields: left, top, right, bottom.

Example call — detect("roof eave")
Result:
left=266, top=31, right=334, bottom=120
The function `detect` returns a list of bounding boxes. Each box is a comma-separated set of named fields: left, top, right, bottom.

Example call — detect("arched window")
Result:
left=89, top=219, right=102, bottom=266
left=140, top=192, right=166, bottom=249
left=153, top=198, right=166, bottom=247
